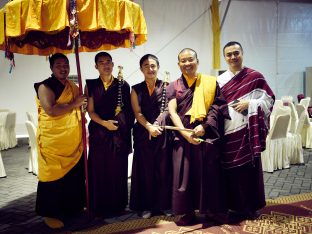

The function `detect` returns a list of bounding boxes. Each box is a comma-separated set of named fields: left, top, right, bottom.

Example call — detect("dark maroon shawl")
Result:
left=220, top=67, right=275, bottom=169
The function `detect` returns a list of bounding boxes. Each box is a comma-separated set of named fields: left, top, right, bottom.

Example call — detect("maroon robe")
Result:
left=86, top=78, right=134, bottom=217
left=219, top=67, right=275, bottom=213
left=130, top=79, right=173, bottom=212
left=166, top=75, right=229, bottom=215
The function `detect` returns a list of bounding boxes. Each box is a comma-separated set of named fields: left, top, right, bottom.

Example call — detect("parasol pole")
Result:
left=74, top=38, right=90, bottom=215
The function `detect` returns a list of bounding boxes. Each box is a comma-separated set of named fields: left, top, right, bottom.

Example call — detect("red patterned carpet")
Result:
left=75, top=193, right=312, bottom=234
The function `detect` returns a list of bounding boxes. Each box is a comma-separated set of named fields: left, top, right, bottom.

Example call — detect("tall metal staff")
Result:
left=115, top=66, right=124, bottom=116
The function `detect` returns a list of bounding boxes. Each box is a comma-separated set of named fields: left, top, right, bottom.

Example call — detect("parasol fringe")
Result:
left=4, top=6, right=15, bottom=73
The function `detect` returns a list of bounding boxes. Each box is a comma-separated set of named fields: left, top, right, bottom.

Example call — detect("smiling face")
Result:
left=95, top=55, right=114, bottom=77
left=223, top=44, right=243, bottom=73
left=178, top=49, right=198, bottom=78
left=51, top=58, right=70, bottom=84
left=140, top=58, right=159, bottom=81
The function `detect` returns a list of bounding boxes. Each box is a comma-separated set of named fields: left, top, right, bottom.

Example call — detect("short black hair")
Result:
left=223, top=41, right=243, bottom=56
left=49, top=53, right=69, bottom=67
left=139, top=54, right=159, bottom=68
left=178, top=48, right=198, bottom=61
left=95, top=52, right=112, bottom=64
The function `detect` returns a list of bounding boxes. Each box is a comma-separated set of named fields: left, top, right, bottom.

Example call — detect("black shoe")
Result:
left=247, top=211, right=261, bottom=220
left=205, top=212, right=228, bottom=225
left=228, top=210, right=247, bottom=224
left=175, top=212, right=195, bottom=226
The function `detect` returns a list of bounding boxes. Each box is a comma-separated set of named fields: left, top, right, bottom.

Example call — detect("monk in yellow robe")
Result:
left=34, top=53, right=87, bottom=229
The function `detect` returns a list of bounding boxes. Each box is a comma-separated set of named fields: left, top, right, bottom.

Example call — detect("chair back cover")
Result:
left=25, top=121, right=38, bottom=175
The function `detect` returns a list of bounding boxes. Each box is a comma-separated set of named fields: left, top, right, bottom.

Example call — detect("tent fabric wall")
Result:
left=1, top=0, right=312, bottom=135
left=220, top=0, right=312, bottom=98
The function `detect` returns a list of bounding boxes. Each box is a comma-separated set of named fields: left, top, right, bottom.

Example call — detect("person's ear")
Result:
left=112, top=62, right=114, bottom=68
left=95, top=64, right=98, bottom=70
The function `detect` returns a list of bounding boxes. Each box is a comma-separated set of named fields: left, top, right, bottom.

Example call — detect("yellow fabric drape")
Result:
left=102, top=76, right=114, bottom=90
left=0, top=0, right=147, bottom=55
left=0, top=8, right=4, bottom=46
left=186, top=74, right=217, bottom=123
left=36, top=80, right=83, bottom=182
left=5, top=0, right=68, bottom=37
left=211, top=0, right=220, bottom=69
left=184, top=76, right=197, bottom=88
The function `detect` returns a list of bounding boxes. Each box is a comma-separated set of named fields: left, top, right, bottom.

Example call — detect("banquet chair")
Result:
left=297, top=103, right=312, bottom=149
left=0, top=112, right=17, bottom=150
left=281, top=96, right=293, bottom=104
left=26, top=111, right=38, bottom=127
left=261, top=113, right=290, bottom=172
left=25, top=121, right=38, bottom=175
left=269, top=100, right=283, bottom=129
left=282, top=101, right=303, bottom=166
left=0, top=151, right=6, bottom=178
left=299, top=97, right=310, bottom=110
left=284, top=104, right=304, bottom=165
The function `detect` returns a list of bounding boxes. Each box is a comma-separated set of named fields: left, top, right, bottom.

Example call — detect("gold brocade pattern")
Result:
left=72, top=193, right=312, bottom=234
left=36, top=80, right=83, bottom=182
left=243, top=212, right=312, bottom=234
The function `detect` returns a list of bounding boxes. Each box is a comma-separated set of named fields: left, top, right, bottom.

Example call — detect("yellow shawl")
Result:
left=186, top=74, right=217, bottom=123
left=36, top=80, right=83, bottom=182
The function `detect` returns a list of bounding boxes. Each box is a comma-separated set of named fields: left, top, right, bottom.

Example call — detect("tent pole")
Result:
left=74, top=38, right=90, bottom=216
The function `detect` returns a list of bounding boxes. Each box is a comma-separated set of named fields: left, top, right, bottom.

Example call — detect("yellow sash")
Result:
left=36, top=80, right=83, bottom=182
left=186, top=74, right=217, bottom=123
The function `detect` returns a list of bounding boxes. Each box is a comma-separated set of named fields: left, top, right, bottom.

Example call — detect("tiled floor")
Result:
left=0, top=141, right=311, bottom=234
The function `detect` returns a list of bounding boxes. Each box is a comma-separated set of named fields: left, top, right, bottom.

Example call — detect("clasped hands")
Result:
left=230, top=99, right=249, bottom=114
left=184, top=124, right=205, bottom=145
left=147, top=123, right=163, bottom=140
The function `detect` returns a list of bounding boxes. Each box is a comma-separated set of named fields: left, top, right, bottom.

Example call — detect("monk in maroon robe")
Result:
left=130, top=54, right=173, bottom=219
left=85, top=52, right=134, bottom=217
left=167, top=48, right=230, bottom=225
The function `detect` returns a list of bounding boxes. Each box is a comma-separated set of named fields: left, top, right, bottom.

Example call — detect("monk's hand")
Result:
left=193, top=124, right=205, bottom=137
left=73, top=95, right=88, bottom=108
left=103, top=119, right=118, bottom=131
left=185, top=132, right=201, bottom=145
left=231, top=99, right=249, bottom=114
left=147, top=124, right=163, bottom=139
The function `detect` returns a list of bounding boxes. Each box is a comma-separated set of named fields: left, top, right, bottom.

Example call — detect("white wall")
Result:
left=220, top=0, right=312, bottom=98
left=1, top=0, right=312, bottom=135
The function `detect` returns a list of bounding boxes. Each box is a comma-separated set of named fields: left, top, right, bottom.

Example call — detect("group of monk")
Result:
left=34, top=41, right=275, bottom=229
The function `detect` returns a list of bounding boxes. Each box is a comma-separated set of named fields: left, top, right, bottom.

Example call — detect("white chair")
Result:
left=281, top=96, right=293, bottom=103
left=285, top=104, right=304, bottom=165
left=269, top=100, right=283, bottom=129
left=25, top=121, right=38, bottom=175
left=26, top=112, right=38, bottom=127
left=0, top=112, right=17, bottom=150
left=299, top=105, right=312, bottom=149
left=302, top=122, right=312, bottom=148
left=262, top=113, right=291, bottom=172
left=299, top=97, right=310, bottom=109
left=0, top=151, right=6, bottom=178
